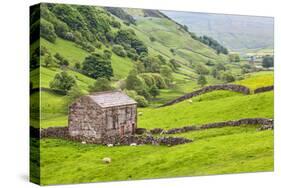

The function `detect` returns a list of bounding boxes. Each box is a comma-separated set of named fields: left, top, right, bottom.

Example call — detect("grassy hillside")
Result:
left=41, top=38, right=134, bottom=80
left=139, top=91, right=273, bottom=129
left=131, top=17, right=227, bottom=65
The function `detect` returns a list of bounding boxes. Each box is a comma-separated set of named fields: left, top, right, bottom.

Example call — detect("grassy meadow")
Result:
left=30, top=3, right=274, bottom=185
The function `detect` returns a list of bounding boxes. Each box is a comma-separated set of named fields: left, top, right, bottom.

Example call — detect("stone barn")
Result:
left=68, top=91, right=137, bottom=143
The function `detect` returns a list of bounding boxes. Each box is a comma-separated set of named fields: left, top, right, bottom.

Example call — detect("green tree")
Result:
left=67, top=85, right=84, bottom=101
left=103, top=49, right=112, bottom=59
left=160, top=65, right=173, bottom=85
left=222, top=72, right=235, bottom=83
left=135, top=95, right=149, bottom=107
left=112, top=44, right=127, bottom=57
left=149, top=85, right=160, bottom=98
left=195, top=64, right=209, bottom=75
left=49, top=71, right=76, bottom=91
left=43, top=54, right=54, bottom=68
left=197, top=75, right=207, bottom=87
left=262, top=56, right=274, bottom=68
left=40, top=19, right=56, bottom=43
left=74, top=62, right=81, bottom=69
left=82, top=53, right=113, bottom=79
left=89, top=78, right=114, bottom=92
left=125, top=70, right=150, bottom=99
left=229, top=54, right=240, bottom=62
left=142, top=56, right=161, bottom=73
left=211, top=68, right=219, bottom=78
left=215, top=63, right=226, bottom=71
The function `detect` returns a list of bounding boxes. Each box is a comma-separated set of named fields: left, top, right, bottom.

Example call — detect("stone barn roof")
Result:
left=89, top=91, right=137, bottom=108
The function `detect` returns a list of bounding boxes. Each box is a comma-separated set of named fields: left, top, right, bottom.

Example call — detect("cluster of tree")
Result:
left=211, top=63, right=235, bottom=83
left=54, top=53, right=69, bottom=67
left=88, top=78, right=115, bottom=92
left=40, top=4, right=122, bottom=50
left=228, top=53, right=240, bottom=62
left=190, top=34, right=228, bottom=55
left=49, top=71, right=85, bottom=100
left=105, top=7, right=135, bottom=25
left=82, top=52, right=114, bottom=79
left=114, top=29, right=148, bottom=57
left=262, top=55, right=274, bottom=68
left=241, top=63, right=254, bottom=74
left=122, top=66, right=173, bottom=106
left=49, top=71, right=76, bottom=92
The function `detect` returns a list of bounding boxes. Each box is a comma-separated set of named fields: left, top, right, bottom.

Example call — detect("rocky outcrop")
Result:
left=165, top=118, right=274, bottom=134
left=254, top=85, right=274, bottom=94
left=160, top=84, right=251, bottom=107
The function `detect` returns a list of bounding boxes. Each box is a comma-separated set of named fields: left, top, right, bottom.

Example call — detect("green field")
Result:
left=40, top=127, right=273, bottom=185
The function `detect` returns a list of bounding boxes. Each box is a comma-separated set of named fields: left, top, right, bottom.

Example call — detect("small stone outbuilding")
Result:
left=68, top=91, right=137, bottom=143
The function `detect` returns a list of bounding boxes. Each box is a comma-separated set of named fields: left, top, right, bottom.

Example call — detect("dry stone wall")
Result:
left=36, top=127, right=192, bottom=146
left=165, top=118, right=274, bottom=134
left=254, top=85, right=274, bottom=94
left=160, top=84, right=251, bottom=107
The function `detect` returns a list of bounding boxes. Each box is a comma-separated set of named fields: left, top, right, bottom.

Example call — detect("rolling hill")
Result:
left=162, top=11, right=274, bottom=52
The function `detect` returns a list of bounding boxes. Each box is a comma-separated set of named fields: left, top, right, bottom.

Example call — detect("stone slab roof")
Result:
left=89, top=91, right=137, bottom=108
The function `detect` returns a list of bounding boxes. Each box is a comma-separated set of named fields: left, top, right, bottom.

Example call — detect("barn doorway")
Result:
left=132, top=123, right=135, bottom=134
left=120, top=126, right=125, bottom=136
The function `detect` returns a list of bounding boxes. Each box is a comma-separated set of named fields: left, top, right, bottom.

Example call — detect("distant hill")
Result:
left=161, top=11, right=274, bottom=52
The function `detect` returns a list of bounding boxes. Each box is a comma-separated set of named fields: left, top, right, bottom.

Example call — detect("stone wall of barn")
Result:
left=103, top=104, right=137, bottom=138
left=68, top=96, right=106, bottom=143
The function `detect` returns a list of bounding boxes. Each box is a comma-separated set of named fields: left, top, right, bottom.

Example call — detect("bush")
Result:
left=89, top=78, right=114, bottom=92
left=112, top=45, right=127, bottom=57
left=135, top=95, right=149, bottom=107
left=82, top=53, right=113, bottom=79
left=40, top=19, right=56, bottom=43
left=262, top=55, right=274, bottom=68
left=49, top=71, right=76, bottom=91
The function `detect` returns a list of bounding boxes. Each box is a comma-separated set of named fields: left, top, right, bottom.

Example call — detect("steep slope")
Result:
left=123, top=8, right=227, bottom=65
